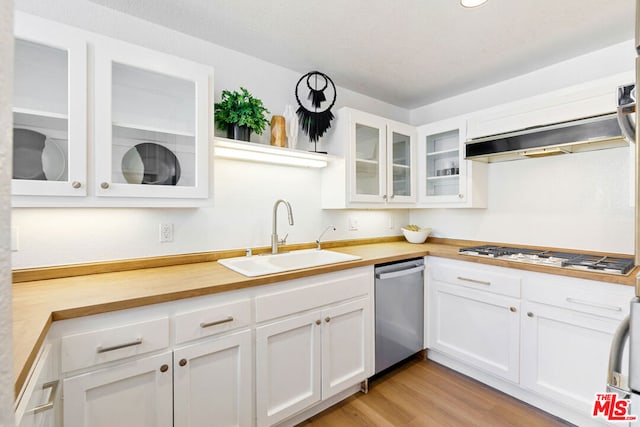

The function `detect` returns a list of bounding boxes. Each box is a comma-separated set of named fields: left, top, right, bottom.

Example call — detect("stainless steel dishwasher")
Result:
left=375, top=258, right=425, bottom=374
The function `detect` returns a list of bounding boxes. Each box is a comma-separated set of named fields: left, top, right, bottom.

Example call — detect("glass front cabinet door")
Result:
left=94, top=40, right=212, bottom=199
left=418, top=117, right=487, bottom=208
left=347, top=109, right=416, bottom=206
left=12, top=16, right=87, bottom=197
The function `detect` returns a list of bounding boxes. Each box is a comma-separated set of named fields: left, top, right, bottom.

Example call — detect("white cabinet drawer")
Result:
left=174, top=299, right=251, bottom=345
left=523, top=275, right=634, bottom=320
left=255, top=267, right=372, bottom=323
left=61, top=317, right=169, bottom=373
left=429, top=259, right=521, bottom=298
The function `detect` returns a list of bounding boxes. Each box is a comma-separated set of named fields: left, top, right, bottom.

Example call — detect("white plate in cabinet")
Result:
left=12, top=13, right=87, bottom=198
left=94, top=39, right=213, bottom=199
left=60, top=317, right=169, bottom=373
left=174, top=299, right=251, bottom=345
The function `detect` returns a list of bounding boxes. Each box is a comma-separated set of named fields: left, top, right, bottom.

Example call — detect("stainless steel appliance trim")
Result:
left=607, top=314, right=630, bottom=397
left=375, top=265, right=425, bottom=280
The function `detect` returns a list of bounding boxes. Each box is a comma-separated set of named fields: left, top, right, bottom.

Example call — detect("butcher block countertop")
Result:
left=12, top=237, right=639, bottom=397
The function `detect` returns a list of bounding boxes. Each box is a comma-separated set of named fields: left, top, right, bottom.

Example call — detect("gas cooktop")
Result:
left=459, top=245, right=635, bottom=275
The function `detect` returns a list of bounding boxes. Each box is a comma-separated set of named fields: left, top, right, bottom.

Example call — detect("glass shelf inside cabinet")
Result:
left=13, top=38, right=69, bottom=183
left=426, top=129, right=460, bottom=196
left=111, top=62, right=196, bottom=188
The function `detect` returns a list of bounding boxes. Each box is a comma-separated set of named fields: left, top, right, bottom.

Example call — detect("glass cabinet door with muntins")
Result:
left=94, top=42, right=211, bottom=199
left=12, top=21, right=87, bottom=197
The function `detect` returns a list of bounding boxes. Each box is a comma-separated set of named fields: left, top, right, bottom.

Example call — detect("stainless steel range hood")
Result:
left=465, top=113, right=627, bottom=162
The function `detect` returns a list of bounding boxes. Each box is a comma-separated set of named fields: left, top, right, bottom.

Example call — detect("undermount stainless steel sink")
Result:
left=218, top=249, right=362, bottom=277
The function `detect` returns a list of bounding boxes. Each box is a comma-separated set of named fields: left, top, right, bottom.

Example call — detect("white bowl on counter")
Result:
left=401, top=227, right=431, bottom=244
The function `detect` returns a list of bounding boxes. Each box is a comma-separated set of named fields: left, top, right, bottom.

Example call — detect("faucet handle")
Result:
left=279, top=233, right=289, bottom=245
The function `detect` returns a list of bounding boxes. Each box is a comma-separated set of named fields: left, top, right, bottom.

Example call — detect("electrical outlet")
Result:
left=348, top=216, right=359, bottom=231
left=11, top=227, right=18, bottom=251
left=159, top=223, right=174, bottom=243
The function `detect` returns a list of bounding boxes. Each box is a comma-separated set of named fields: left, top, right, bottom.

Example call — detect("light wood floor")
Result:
left=299, top=358, right=572, bottom=427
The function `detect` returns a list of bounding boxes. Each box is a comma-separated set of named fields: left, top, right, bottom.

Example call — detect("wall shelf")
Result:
left=214, top=138, right=329, bottom=168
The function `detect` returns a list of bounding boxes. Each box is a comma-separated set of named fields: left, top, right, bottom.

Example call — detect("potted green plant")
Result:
left=214, top=87, right=270, bottom=141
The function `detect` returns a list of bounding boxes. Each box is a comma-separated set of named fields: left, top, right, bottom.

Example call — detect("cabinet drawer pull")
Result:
left=30, top=380, right=59, bottom=415
left=97, top=337, right=143, bottom=353
left=200, top=316, right=234, bottom=328
left=457, top=276, right=491, bottom=286
left=566, top=297, right=622, bottom=312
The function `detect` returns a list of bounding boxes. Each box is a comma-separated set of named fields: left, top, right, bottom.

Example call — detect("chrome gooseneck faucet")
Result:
left=271, top=199, right=294, bottom=254
left=316, top=225, right=336, bottom=250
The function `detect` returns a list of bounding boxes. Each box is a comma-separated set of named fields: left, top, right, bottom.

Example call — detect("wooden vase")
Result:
left=270, top=116, right=286, bottom=147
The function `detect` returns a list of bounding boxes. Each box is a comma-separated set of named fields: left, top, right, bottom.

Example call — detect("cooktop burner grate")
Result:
left=458, top=245, right=635, bottom=275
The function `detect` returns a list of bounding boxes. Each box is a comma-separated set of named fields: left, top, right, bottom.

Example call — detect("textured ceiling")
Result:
left=86, top=0, right=635, bottom=108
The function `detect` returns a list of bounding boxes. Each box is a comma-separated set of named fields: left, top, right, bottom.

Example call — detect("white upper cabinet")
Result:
left=12, top=13, right=214, bottom=207
left=322, top=107, right=416, bottom=208
left=94, top=41, right=211, bottom=199
left=12, top=15, right=87, bottom=198
left=417, top=117, right=487, bottom=208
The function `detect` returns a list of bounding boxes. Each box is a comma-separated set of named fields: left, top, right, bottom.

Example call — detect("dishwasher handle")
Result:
left=376, top=265, right=425, bottom=280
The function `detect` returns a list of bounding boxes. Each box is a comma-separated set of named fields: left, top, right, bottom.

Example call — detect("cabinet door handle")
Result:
left=71, top=181, right=82, bottom=189
left=325, top=317, right=331, bottom=323
left=527, top=312, right=534, bottom=317
left=200, top=316, right=234, bottom=328
left=457, top=276, right=491, bottom=286
left=382, top=195, right=388, bottom=200
left=160, top=364, right=169, bottom=373
left=509, top=306, right=517, bottom=313
left=315, top=320, right=321, bottom=325
left=179, top=358, right=187, bottom=367
left=30, top=380, right=59, bottom=415
left=100, top=182, right=110, bottom=189
left=97, top=337, right=143, bottom=353
left=566, top=297, right=622, bottom=312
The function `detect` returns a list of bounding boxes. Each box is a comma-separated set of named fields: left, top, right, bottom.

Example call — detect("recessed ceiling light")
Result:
left=460, top=0, right=488, bottom=8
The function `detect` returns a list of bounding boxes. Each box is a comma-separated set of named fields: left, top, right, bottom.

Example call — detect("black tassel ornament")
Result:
left=295, top=71, right=336, bottom=152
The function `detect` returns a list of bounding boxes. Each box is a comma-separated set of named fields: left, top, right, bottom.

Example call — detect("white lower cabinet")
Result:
left=256, top=311, right=322, bottom=426
left=256, top=297, right=371, bottom=427
left=15, top=344, right=59, bottom=427
left=20, top=266, right=374, bottom=427
left=174, top=329, right=252, bottom=427
left=429, top=281, right=520, bottom=382
left=63, top=351, right=173, bottom=427
left=520, top=300, right=623, bottom=414
left=426, top=257, right=634, bottom=426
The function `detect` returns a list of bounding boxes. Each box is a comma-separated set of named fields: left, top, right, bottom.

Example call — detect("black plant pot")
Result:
left=227, top=124, right=251, bottom=142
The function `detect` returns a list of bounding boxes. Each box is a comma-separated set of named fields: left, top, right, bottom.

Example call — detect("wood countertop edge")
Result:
left=12, top=239, right=638, bottom=398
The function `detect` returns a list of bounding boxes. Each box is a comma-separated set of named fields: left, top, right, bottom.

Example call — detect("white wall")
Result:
left=411, top=147, right=634, bottom=253
left=0, top=0, right=14, bottom=423
left=11, top=0, right=410, bottom=269
left=409, top=40, right=636, bottom=254
left=410, top=40, right=636, bottom=124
